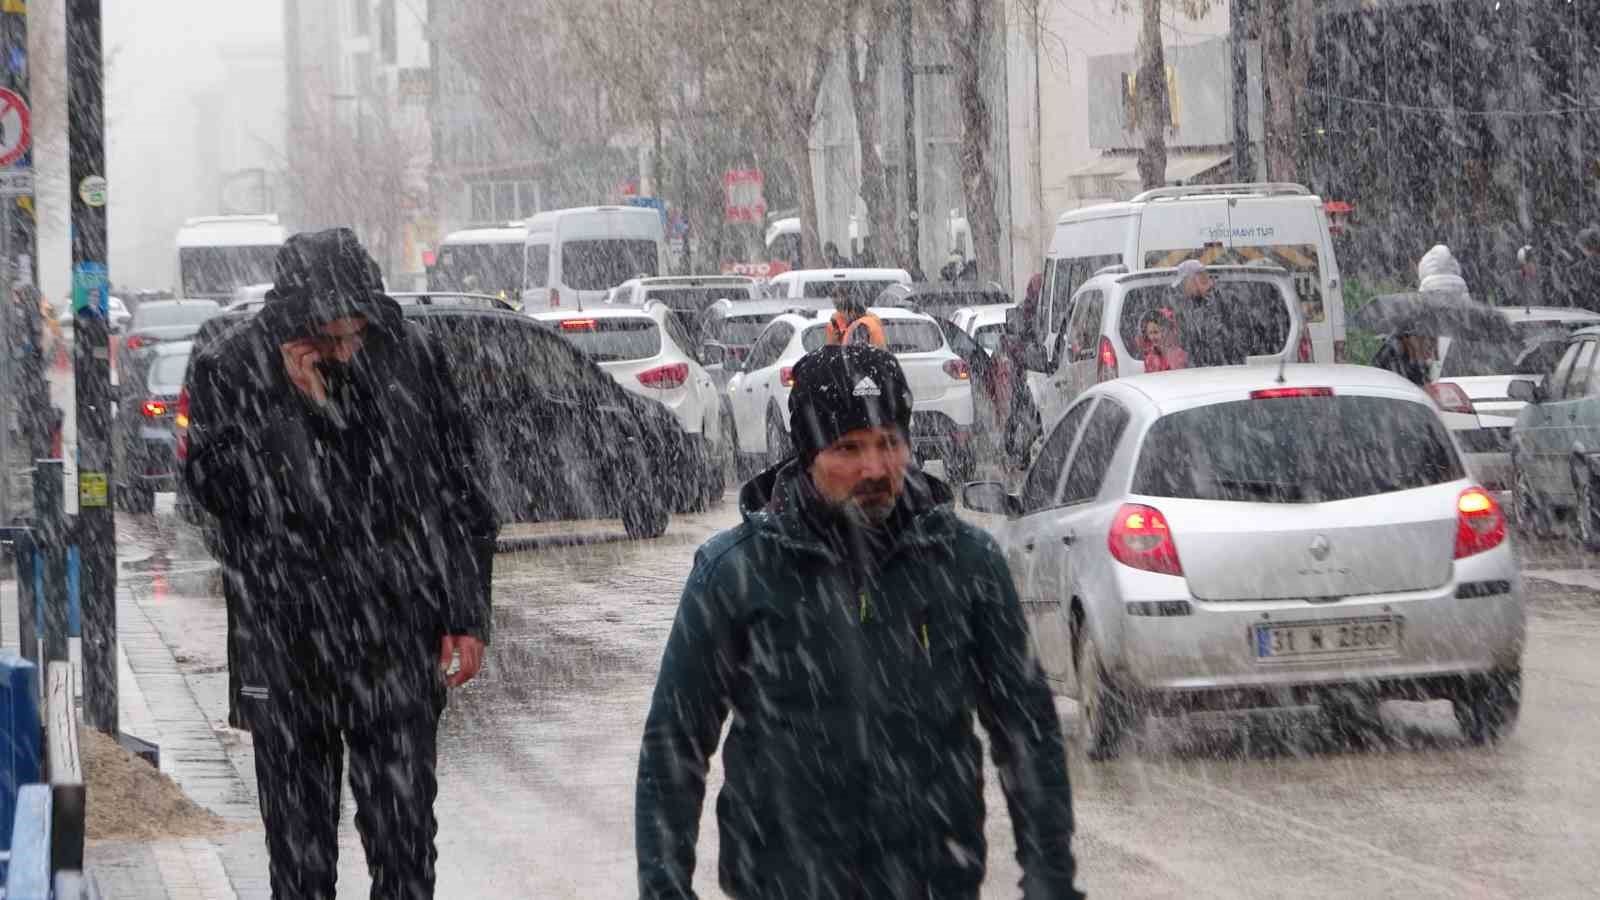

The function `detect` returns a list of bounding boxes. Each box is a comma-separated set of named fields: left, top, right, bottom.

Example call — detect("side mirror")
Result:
left=1508, top=378, right=1542, bottom=405
left=962, top=481, right=1021, bottom=517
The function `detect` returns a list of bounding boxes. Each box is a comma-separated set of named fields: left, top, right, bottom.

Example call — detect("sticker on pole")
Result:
left=71, top=261, right=109, bottom=316
left=78, top=174, right=105, bottom=207
left=78, top=472, right=107, bottom=509
left=0, top=88, right=30, bottom=167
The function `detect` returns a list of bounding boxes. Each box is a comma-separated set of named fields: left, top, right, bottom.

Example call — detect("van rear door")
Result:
left=1224, top=195, right=1341, bottom=363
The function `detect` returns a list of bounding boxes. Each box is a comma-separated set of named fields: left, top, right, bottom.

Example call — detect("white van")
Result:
left=521, top=206, right=666, bottom=311
left=175, top=215, right=287, bottom=301
left=431, top=221, right=528, bottom=300
left=1036, top=183, right=1345, bottom=366
left=765, top=268, right=912, bottom=304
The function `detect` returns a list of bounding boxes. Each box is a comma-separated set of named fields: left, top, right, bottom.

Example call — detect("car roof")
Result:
left=532, top=307, right=655, bottom=321
left=150, top=339, right=194, bottom=357
left=882, top=281, right=1009, bottom=297
left=1572, top=326, right=1600, bottom=338
left=137, top=299, right=221, bottom=310
left=1497, top=306, right=1600, bottom=324
left=773, top=306, right=936, bottom=328
left=708, top=298, right=829, bottom=317
left=1094, top=364, right=1427, bottom=414
left=954, top=303, right=1016, bottom=321
left=390, top=291, right=517, bottom=311
left=637, top=275, right=755, bottom=286
left=784, top=268, right=912, bottom=281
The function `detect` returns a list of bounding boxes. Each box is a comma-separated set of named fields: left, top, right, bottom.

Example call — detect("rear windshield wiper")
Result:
left=1213, top=478, right=1306, bottom=501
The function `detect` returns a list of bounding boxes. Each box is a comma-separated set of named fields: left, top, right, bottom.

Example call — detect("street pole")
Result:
left=67, top=0, right=116, bottom=735
left=1230, top=0, right=1254, bottom=182
left=0, top=0, right=37, bottom=524
left=900, top=0, right=919, bottom=276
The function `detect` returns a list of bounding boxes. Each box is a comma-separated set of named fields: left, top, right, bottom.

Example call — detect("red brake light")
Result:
left=1298, top=329, right=1314, bottom=363
left=943, top=358, right=970, bottom=381
left=561, top=318, right=597, bottom=331
left=125, top=335, right=148, bottom=351
left=175, top=387, right=191, bottom=460
left=779, top=366, right=795, bottom=388
left=1108, top=503, right=1183, bottom=576
left=1455, top=487, right=1506, bottom=559
left=1251, top=387, right=1334, bottom=400
left=1096, top=336, right=1118, bottom=382
left=638, top=362, right=689, bottom=389
left=1426, top=382, right=1474, bottom=415
left=141, top=399, right=168, bottom=418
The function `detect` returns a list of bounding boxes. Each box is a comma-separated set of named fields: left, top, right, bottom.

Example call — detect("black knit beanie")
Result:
left=789, top=344, right=914, bottom=464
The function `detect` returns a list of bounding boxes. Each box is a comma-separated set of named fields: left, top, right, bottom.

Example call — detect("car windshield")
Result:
left=549, top=317, right=661, bottom=361
left=148, top=352, right=191, bottom=390
left=719, top=314, right=776, bottom=347
left=178, top=246, right=279, bottom=297
left=1133, top=395, right=1463, bottom=504
left=1119, top=281, right=1293, bottom=365
left=1439, top=321, right=1596, bottom=377
left=134, top=302, right=220, bottom=328
left=561, top=240, right=659, bottom=291
left=802, top=280, right=896, bottom=305
left=431, top=243, right=523, bottom=296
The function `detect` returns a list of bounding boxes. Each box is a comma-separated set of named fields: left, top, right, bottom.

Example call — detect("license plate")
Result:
left=1252, top=616, right=1400, bottom=662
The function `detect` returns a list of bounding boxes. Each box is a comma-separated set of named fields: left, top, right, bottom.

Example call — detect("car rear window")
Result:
left=1118, top=282, right=1291, bottom=365
left=148, top=353, right=190, bottom=390
left=801, top=280, right=895, bottom=305
left=721, top=314, right=776, bottom=346
left=561, top=240, right=659, bottom=291
left=550, top=317, right=661, bottom=361
left=644, top=286, right=754, bottom=312
left=1133, top=395, right=1463, bottom=503
left=135, top=303, right=219, bottom=328
left=798, top=319, right=944, bottom=354
left=1440, top=322, right=1591, bottom=377
left=973, top=324, right=1003, bottom=353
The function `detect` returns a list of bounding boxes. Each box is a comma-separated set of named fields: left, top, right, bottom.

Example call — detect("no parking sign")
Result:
left=0, top=87, right=30, bottom=167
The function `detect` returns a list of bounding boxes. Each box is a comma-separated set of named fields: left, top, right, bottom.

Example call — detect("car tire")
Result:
left=1513, top=462, right=1556, bottom=540
left=1076, top=635, right=1131, bottom=761
left=1576, top=467, right=1600, bottom=552
left=622, top=494, right=670, bottom=540
left=123, top=485, right=155, bottom=515
left=1453, top=670, right=1521, bottom=745
left=699, top=434, right=727, bottom=509
left=765, top=410, right=792, bottom=469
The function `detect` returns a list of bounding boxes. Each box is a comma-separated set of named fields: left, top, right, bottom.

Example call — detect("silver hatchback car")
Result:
left=965, top=365, right=1525, bottom=759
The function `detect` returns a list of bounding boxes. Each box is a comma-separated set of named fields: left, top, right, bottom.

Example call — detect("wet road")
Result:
left=119, top=497, right=1600, bottom=899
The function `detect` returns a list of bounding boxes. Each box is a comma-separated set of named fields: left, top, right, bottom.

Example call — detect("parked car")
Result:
left=1028, top=265, right=1309, bottom=432
left=727, top=306, right=977, bottom=481
left=122, top=299, right=221, bottom=358
left=606, top=274, right=759, bottom=307
left=875, top=282, right=1011, bottom=324
left=1430, top=306, right=1600, bottom=493
left=763, top=267, right=911, bottom=303
left=965, top=364, right=1522, bottom=759
left=521, top=206, right=665, bottom=312
left=178, top=301, right=681, bottom=546
left=1508, top=326, right=1600, bottom=542
left=948, top=303, right=1017, bottom=356
left=694, top=298, right=833, bottom=391
left=114, top=339, right=193, bottom=513
left=534, top=303, right=728, bottom=510
left=57, top=294, right=131, bottom=332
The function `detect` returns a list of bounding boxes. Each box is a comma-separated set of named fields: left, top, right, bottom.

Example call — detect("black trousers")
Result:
left=252, top=694, right=443, bottom=900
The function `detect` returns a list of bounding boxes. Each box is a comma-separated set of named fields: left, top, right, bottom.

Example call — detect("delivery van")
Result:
left=522, top=206, right=666, bottom=311
left=1035, top=183, right=1345, bottom=367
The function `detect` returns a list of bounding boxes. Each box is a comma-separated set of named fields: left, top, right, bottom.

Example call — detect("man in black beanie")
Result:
left=636, top=344, right=1082, bottom=899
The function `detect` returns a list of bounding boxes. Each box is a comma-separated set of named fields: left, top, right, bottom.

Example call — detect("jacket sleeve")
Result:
left=419, top=331, right=498, bottom=643
left=970, top=537, right=1085, bottom=900
left=636, top=549, right=739, bottom=900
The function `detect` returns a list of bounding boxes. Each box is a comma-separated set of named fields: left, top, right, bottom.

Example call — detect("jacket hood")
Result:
left=1418, top=244, right=1469, bottom=294
left=258, top=228, right=403, bottom=341
left=737, top=459, right=956, bottom=558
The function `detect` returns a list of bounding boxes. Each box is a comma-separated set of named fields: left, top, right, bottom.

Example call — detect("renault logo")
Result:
left=1309, top=535, right=1332, bottom=561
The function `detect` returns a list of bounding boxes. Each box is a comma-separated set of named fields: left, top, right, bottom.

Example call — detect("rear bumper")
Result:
left=1108, top=544, right=1525, bottom=700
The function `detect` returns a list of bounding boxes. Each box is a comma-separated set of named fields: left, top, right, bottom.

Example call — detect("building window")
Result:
left=471, top=184, right=493, bottom=221
left=379, top=0, right=397, bottom=64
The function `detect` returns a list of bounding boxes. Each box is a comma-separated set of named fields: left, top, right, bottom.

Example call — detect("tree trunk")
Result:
left=1136, top=0, right=1168, bottom=190
left=787, top=141, right=823, bottom=270
left=943, top=0, right=1001, bottom=279
left=1261, top=0, right=1292, bottom=182
left=778, top=36, right=836, bottom=269
left=845, top=0, right=899, bottom=268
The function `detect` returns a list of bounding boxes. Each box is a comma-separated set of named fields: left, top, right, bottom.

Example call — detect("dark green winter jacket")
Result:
left=636, top=462, right=1082, bottom=900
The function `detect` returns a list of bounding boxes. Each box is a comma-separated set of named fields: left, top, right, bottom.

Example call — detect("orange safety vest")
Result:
left=825, top=311, right=887, bottom=348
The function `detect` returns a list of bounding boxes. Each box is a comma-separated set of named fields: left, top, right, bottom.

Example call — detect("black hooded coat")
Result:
left=181, top=229, right=497, bottom=725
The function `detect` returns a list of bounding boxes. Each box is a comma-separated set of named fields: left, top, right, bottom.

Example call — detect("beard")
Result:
left=835, top=477, right=897, bottom=526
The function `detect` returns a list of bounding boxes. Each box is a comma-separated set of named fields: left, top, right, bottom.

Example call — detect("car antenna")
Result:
left=1274, top=331, right=1293, bottom=384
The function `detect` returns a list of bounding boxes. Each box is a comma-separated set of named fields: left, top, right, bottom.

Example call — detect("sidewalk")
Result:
left=0, top=573, right=270, bottom=899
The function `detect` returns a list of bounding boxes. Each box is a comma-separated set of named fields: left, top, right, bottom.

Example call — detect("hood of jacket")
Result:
left=258, top=228, right=405, bottom=342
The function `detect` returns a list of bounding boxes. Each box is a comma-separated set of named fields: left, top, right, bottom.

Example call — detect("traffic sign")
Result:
left=0, top=88, right=29, bottom=167
left=0, top=168, right=32, bottom=196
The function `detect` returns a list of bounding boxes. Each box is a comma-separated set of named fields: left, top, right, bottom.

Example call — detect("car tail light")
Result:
left=175, top=387, right=191, bottom=460
left=1455, top=487, right=1506, bottom=559
left=637, top=362, right=689, bottom=389
left=1096, top=336, right=1118, bottom=383
left=550, top=288, right=561, bottom=308
left=1426, top=382, right=1474, bottom=415
left=943, top=358, right=970, bottom=381
left=560, top=318, right=597, bottom=331
left=1333, top=339, right=1347, bottom=363
left=125, top=335, right=150, bottom=351
left=1251, top=387, right=1334, bottom=400
left=1298, top=329, right=1314, bottom=363
left=141, top=399, right=169, bottom=418
left=1109, top=503, right=1183, bottom=576
left=779, top=366, right=795, bottom=388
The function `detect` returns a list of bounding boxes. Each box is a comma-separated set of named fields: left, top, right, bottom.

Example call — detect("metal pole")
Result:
left=67, top=0, right=115, bottom=735
left=1230, top=0, right=1254, bottom=181
left=33, top=460, right=64, bottom=663
left=0, top=0, right=28, bottom=527
left=900, top=0, right=919, bottom=276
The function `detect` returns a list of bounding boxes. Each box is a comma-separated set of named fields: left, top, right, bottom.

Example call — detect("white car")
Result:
left=534, top=303, right=728, bottom=508
left=58, top=294, right=131, bottom=331
left=1430, top=306, right=1600, bottom=491
left=605, top=275, right=760, bottom=306
left=726, top=306, right=978, bottom=480
left=964, top=364, right=1524, bottom=759
left=763, top=267, right=911, bottom=302
left=948, top=303, right=1015, bottom=355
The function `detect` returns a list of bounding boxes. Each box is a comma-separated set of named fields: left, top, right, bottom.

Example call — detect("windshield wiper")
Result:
left=1213, top=478, right=1306, bottom=501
